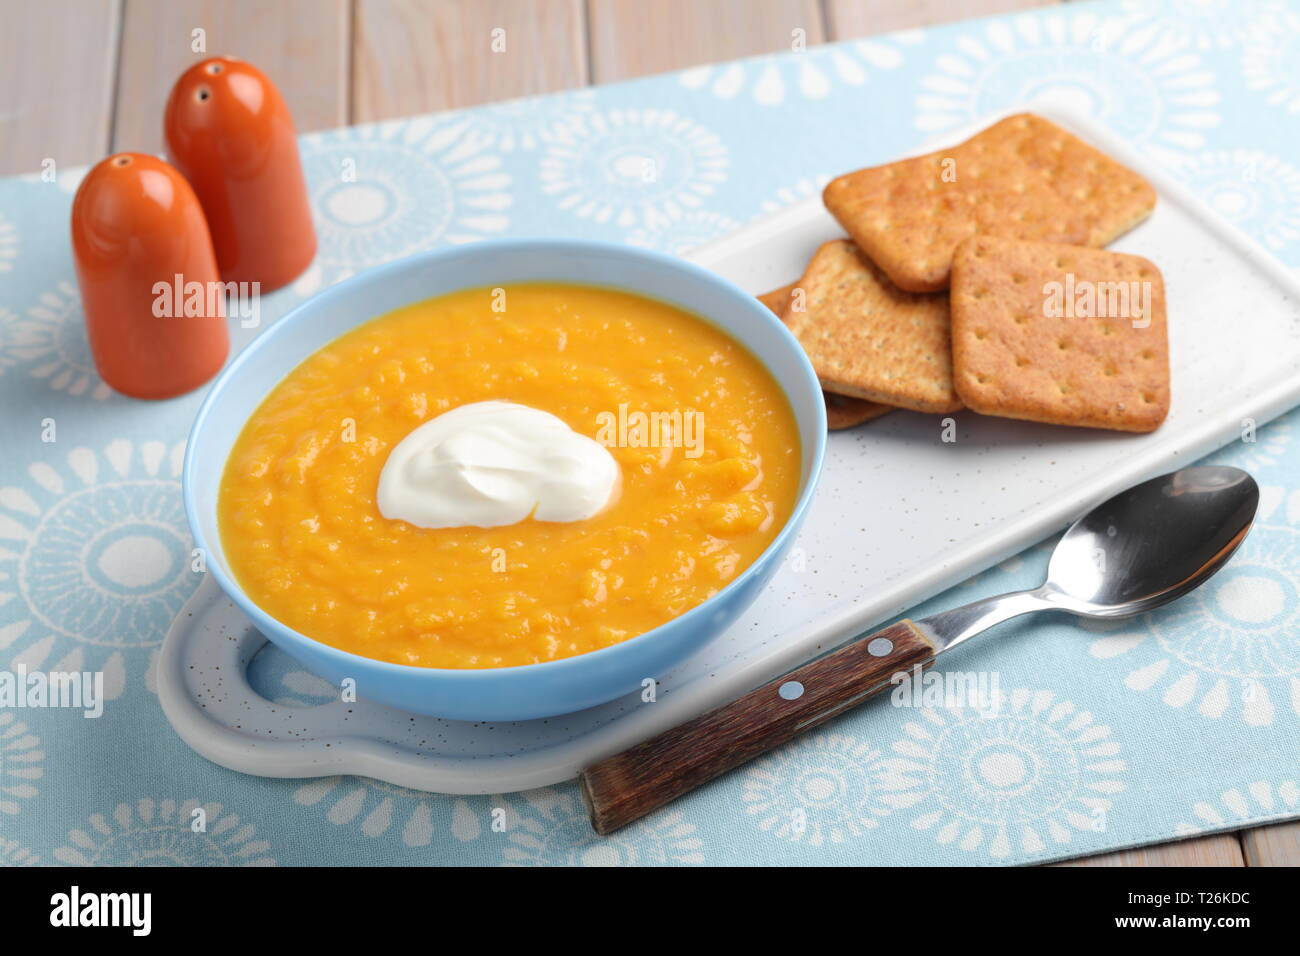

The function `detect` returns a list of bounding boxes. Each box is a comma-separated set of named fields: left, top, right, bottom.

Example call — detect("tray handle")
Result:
left=579, top=619, right=936, bottom=835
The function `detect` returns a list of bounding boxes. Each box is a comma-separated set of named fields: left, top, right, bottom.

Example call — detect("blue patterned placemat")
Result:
left=2, top=0, right=1299, bottom=866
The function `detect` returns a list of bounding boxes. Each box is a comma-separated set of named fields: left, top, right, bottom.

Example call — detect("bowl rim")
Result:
left=184, top=237, right=828, bottom=683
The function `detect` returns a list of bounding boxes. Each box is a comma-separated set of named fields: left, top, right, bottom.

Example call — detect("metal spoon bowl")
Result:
left=920, top=465, right=1259, bottom=649
left=1047, top=465, right=1258, bottom=614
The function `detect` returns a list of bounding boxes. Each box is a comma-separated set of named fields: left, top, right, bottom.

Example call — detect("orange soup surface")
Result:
left=219, top=283, right=802, bottom=668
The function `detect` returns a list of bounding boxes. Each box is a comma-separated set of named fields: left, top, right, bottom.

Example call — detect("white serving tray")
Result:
left=158, top=107, right=1300, bottom=794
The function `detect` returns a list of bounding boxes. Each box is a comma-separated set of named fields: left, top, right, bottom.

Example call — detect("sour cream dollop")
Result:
left=377, top=401, right=620, bottom=529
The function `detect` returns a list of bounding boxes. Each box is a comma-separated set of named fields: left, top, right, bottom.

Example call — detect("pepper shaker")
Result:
left=71, top=153, right=229, bottom=399
left=164, top=56, right=316, bottom=291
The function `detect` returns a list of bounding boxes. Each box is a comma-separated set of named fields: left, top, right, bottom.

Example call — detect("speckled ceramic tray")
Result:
left=158, top=107, right=1300, bottom=794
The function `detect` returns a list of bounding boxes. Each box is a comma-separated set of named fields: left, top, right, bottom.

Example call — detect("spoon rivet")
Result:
left=778, top=681, right=804, bottom=700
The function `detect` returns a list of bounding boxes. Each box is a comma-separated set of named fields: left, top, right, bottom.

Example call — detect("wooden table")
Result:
left=2, top=0, right=1295, bottom=867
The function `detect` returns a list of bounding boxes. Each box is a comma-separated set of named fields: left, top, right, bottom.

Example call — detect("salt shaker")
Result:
left=71, top=153, right=229, bottom=399
left=164, top=56, right=316, bottom=291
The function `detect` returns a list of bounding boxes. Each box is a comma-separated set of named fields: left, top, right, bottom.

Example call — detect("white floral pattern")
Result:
left=454, top=89, right=595, bottom=152
left=1121, top=0, right=1287, bottom=49
left=883, top=688, right=1126, bottom=860
left=1241, top=7, right=1300, bottom=113
left=1174, top=779, right=1300, bottom=836
left=626, top=209, right=739, bottom=255
left=759, top=175, right=831, bottom=215
left=53, top=798, right=276, bottom=866
left=1176, top=149, right=1300, bottom=251
left=678, top=34, right=920, bottom=106
left=742, top=733, right=895, bottom=845
left=294, top=117, right=513, bottom=293
left=913, top=10, right=1221, bottom=164
left=0, top=280, right=110, bottom=400
left=498, top=787, right=703, bottom=866
left=540, top=109, right=728, bottom=229
left=1089, top=485, right=1300, bottom=726
left=0, top=837, right=38, bottom=866
left=0, top=307, right=18, bottom=374
left=293, top=776, right=483, bottom=848
left=0, top=213, right=16, bottom=273
left=0, top=440, right=194, bottom=698
left=0, top=712, right=42, bottom=816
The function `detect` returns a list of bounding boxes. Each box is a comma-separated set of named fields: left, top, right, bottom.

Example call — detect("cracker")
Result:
left=756, top=282, right=798, bottom=315
left=780, top=240, right=961, bottom=414
left=822, top=391, right=893, bottom=430
left=950, top=236, right=1169, bottom=432
left=823, top=113, right=1156, bottom=293
left=758, top=283, right=893, bottom=429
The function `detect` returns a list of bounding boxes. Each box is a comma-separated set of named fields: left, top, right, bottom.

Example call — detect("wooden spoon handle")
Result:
left=579, top=619, right=937, bottom=835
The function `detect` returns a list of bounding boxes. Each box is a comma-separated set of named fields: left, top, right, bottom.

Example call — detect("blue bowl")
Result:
left=184, top=239, right=827, bottom=721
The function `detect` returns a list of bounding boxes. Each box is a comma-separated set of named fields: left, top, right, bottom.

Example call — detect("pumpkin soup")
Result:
left=219, top=283, right=801, bottom=668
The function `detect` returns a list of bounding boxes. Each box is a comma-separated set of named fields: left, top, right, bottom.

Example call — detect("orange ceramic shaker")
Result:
left=71, top=153, right=229, bottom=399
left=164, top=56, right=316, bottom=291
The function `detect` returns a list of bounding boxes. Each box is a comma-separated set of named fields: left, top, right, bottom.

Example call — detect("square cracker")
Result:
left=823, top=113, right=1157, bottom=293
left=950, top=236, right=1170, bottom=432
left=758, top=283, right=893, bottom=430
left=780, top=240, right=961, bottom=414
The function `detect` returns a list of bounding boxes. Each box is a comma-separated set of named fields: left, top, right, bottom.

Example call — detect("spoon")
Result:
left=580, top=465, right=1259, bottom=835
